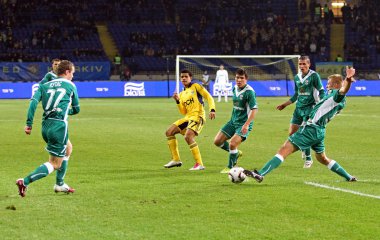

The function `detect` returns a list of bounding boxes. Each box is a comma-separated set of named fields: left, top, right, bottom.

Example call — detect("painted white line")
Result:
left=304, top=181, right=380, bottom=200
left=333, top=179, right=380, bottom=183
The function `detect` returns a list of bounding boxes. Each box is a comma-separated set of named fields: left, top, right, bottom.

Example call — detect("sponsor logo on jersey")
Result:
left=124, top=82, right=145, bottom=97
left=299, top=87, right=310, bottom=95
left=233, top=106, right=244, bottom=110
left=184, top=97, right=194, bottom=106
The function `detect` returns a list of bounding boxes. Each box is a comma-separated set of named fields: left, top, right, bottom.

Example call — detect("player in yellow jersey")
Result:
left=164, top=69, right=216, bottom=170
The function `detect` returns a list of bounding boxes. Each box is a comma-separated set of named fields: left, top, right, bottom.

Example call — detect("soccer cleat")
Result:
left=303, top=160, right=313, bottom=168
left=189, top=163, right=205, bottom=171
left=54, top=183, right=75, bottom=194
left=348, top=176, right=357, bottom=182
left=220, top=167, right=231, bottom=174
left=243, top=169, right=264, bottom=183
left=233, top=150, right=243, bottom=167
left=16, top=178, right=27, bottom=197
left=164, top=160, right=183, bottom=168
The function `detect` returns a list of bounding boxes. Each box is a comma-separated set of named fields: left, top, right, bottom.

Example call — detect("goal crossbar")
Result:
left=175, top=55, right=300, bottom=93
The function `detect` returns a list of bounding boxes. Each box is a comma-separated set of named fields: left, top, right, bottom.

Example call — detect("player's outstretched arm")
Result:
left=339, top=66, right=356, bottom=95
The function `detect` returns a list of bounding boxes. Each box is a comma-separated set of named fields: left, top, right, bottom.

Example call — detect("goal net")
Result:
left=175, top=55, right=300, bottom=95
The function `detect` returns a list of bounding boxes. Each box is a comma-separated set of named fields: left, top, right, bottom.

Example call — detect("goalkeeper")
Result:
left=215, top=64, right=230, bottom=102
left=276, top=56, right=325, bottom=168
left=164, top=69, right=216, bottom=170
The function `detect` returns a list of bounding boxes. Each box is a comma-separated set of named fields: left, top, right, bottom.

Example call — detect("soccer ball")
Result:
left=228, top=167, right=246, bottom=184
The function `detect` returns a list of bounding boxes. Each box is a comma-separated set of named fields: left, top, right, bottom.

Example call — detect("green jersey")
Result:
left=307, top=89, right=345, bottom=128
left=40, top=71, right=58, bottom=85
left=230, top=84, right=258, bottom=126
left=290, top=69, right=325, bottom=108
left=26, top=78, right=80, bottom=126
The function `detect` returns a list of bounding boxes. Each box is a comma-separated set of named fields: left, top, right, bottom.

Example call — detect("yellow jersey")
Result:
left=176, top=83, right=215, bottom=121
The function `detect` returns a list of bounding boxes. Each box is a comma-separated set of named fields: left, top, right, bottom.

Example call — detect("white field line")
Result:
left=304, top=181, right=380, bottom=200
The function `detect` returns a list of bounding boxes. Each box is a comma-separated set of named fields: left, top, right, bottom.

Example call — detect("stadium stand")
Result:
left=343, top=0, right=380, bottom=70
left=1, top=0, right=379, bottom=77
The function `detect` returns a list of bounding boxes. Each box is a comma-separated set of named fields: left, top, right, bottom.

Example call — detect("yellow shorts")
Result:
left=173, top=116, right=204, bottom=135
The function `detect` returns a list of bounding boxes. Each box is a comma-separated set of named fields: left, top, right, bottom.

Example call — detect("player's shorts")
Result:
left=291, top=106, right=313, bottom=125
left=41, top=119, right=68, bottom=157
left=220, top=120, right=253, bottom=141
left=173, top=116, right=204, bottom=135
left=288, top=125, right=325, bottom=153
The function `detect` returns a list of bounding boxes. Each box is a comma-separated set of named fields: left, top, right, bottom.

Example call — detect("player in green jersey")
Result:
left=276, top=56, right=325, bottom=168
left=40, top=58, right=61, bottom=85
left=38, top=58, right=76, bottom=192
left=244, top=66, right=357, bottom=183
left=16, top=60, right=80, bottom=197
left=214, top=68, right=258, bottom=173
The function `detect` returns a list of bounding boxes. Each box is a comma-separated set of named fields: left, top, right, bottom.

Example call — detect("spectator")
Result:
left=114, top=53, right=121, bottom=75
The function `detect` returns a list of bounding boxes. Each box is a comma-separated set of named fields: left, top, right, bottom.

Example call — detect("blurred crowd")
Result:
left=0, top=0, right=379, bottom=71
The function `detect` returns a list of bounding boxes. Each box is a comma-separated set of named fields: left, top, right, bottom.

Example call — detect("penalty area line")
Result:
left=304, top=181, right=380, bottom=200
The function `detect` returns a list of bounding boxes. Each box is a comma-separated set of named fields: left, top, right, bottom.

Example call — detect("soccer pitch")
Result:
left=1, top=97, right=379, bottom=239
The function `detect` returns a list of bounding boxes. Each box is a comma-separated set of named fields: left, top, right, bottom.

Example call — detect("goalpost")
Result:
left=175, top=55, right=300, bottom=95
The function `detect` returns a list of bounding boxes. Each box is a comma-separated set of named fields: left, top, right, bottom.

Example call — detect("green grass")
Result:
left=0, top=97, right=379, bottom=240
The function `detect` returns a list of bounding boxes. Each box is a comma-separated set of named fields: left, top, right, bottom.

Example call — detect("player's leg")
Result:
left=214, top=130, right=230, bottom=152
left=56, top=139, right=72, bottom=186
left=228, top=134, right=243, bottom=169
left=315, top=152, right=357, bottom=181
left=245, top=126, right=308, bottom=182
left=164, top=120, right=183, bottom=168
left=290, top=109, right=313, bottom=167
left=16, top=120, right=64, bottom=197
left=223, top=87, right=228, bottom=102
left=185, top=118, right=205, bottom=170
left=258, top=140, right=298, bottom=176
left=16, top=155, right=63, bottom=197
left=244, top=140, right=297, bottom=183
left=301, top=108, right=314, bottom=167
left=214, top=122, right=242, bottom=173
left=215, top=84, right=221, bottom=102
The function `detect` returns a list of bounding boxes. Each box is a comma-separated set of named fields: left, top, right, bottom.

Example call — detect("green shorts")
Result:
left=220, top=120, right=253, bottom=141
left=291, top=106, right=313, bottom=125
left=288, top=125, right=325, bottom=153
left=41, top=119, right=68, bottom=157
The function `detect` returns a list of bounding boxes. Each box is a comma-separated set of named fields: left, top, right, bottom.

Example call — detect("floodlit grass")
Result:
left=0, top=97, right=379, bottom=240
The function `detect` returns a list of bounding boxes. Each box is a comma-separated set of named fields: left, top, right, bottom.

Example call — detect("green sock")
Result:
left=219, top=141, right=229, bottom=152
left=24, top=162, right=54, bottom=186
left=328, top=160, right=352, bottom=180
left=56, top=158, right=68, bottom=186
left=228, top=149, right=238, bottom=168
left=304, top=148, right=312, bottom=161
left=258, top=154, right=284, bottom=176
